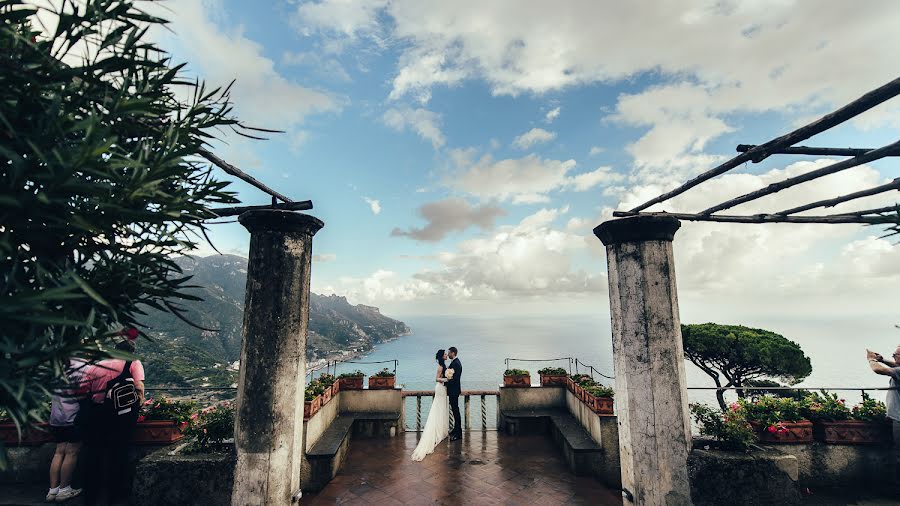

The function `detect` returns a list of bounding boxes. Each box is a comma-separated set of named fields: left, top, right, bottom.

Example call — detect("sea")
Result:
left=326, top=314, right=900, bottom=428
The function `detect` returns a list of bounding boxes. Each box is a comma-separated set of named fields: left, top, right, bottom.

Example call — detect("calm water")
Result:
left=329, top=314, right=900, bottom=421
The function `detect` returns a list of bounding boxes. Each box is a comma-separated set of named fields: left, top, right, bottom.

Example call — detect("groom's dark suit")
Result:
left=447, top=357, right=463, bottom=438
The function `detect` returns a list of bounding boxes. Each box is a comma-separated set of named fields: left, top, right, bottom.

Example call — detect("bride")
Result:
left=411, top=349, right=451, bottom=461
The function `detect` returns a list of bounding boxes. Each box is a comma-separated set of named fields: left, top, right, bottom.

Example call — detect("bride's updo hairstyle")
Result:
left=435, top=349, right=446, bottom=366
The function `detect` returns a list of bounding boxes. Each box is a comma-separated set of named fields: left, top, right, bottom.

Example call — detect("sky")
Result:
left=147, top=0, right=900, bottom=321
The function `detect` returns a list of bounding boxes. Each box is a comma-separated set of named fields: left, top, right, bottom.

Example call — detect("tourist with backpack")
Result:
left=46, top=358, right=89, bottom=502
left=82, top=336, right=145, bottom=505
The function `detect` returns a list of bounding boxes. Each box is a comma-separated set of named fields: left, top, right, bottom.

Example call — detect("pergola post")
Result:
left=232, top=210, right=324, bottom=505
left=594, top=216, right=693, bottom=506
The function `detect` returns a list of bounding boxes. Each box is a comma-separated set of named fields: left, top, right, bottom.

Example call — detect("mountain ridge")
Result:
left=138, top=254, right=410, bottom=387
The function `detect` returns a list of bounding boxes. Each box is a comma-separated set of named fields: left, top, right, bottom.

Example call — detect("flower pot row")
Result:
left=500, top=368, right=615, bottom=415
left=567, top=376, right=615, bottom=415
left=749, top=419, right=892, bottom=445
left=304, top=371, right=397, bottom=420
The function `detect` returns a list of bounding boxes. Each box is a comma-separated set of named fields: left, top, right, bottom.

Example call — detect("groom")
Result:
left=447, top=347, right=463, bottom=441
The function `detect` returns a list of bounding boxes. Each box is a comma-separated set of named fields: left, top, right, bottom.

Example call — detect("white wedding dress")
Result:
left=411, top=370, right=449, bottom=461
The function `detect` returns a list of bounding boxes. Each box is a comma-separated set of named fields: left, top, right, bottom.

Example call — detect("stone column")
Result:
left=594, top=215, right=692, bottom=506
left=232, top=210, right=324, bottom=506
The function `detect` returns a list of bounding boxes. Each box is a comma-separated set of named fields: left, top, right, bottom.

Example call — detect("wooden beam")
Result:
left=735, top=144, right=900, bottom=158
left=209, top=201, right=313, bottom=218
left=700, top=140, right=900, bottom=215
left=628, top=77, right=900, bottom=213
left=776, top=179, right=900, bottom=215
left=611, top=210, right=900, bottom=225
left=198, top=148, right=294, bottom=203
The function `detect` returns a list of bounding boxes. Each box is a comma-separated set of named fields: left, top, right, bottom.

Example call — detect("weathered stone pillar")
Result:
left=594, top=216, right=692, bottom=506
left=232, top=210, right=323, bottom=506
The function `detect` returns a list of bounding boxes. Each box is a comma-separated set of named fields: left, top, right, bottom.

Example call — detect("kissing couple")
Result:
left=411, top=347, right=462, bottom=461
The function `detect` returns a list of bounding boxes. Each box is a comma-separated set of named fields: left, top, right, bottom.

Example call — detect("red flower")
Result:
left=180, top=421, right=188, bottom=428
left=137, top=415, right=145, bottom=423
left=767, top=425, right=777, bottom=433
left=122, top=327, right=139, bottom=340
left=190, top=413, right=199, bottom=420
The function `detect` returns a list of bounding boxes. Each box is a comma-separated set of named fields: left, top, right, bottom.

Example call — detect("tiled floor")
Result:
left=303, top=432, right=623, bottom=505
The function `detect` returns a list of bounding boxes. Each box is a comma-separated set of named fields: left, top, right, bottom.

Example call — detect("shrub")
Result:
left=737, top=396, right=807, bottom=427
left=374, top=368, right=396, bottom=378
left=140, top=397, right=197, bottom=426
left=315, top=374, right=336, bottom=387
left=185, top=403, right=234, bottom=454
left=538, top=367, right=567, bottom=376
left=503, top=369, right=529, bottom=376
left=802, top=391, right=851, bottom=422
left=570, top=373, right=592, bottom=384
left=852, top=393, right=887, bottom=422
left=338, top=370, right=365, bottom=378
left=691, top=403, right=756, bottom=452
left=585, top=385, right=615, bottom=398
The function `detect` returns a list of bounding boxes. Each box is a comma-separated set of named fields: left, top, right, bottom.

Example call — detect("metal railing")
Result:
left=687, top=385, right=899, bottom=397
left=503, top=356, right=615, bottom=382
left=402, top=390, right=499, bottom=432
left=306, top=358, right=398, bottom=380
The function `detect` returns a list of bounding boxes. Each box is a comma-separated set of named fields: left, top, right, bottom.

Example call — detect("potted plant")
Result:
left=503, top=369, right=531, bottom=388
left=538, top=367, right=568, bottom=387
left=304, top=386, right=322, bottom=420
left=184, top=402, right=235, bottom=454
left=316, top=375, right=335, bottom=405
left=135, top=397, right=197, bottom=445
left=568, top=373, right=591, bottom=398
left=583, top=384, right=615, bottom=414
left=338, top=370, right=365, bottom=390
left=810, top=392, right=891, bottom=445
left=738, top=396, right=813, bottom=443
left=690, top=403, right=757, bottom=452
left=369, top=368, right=396, bottom=390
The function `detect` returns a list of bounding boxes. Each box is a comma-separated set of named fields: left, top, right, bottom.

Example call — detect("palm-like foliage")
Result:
left=0, top=0, right=252, bottom=465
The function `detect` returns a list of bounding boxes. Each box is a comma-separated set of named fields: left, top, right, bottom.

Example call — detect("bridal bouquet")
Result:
left=445, top=368, right=455, bottom=380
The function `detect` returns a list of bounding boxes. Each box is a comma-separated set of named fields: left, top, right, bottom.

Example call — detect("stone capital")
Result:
left=238, top=210, right=324, bottom=236
left=593, top=215, right=680, bottom=246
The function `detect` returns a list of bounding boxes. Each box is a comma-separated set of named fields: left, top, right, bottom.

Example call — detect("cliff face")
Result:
left=138, top=255, right=410, bottom=387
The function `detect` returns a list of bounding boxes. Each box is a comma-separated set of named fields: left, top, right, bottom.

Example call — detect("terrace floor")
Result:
left=303, top=431, right=623, bottom=505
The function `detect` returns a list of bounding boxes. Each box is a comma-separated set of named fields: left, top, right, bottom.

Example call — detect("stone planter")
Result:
left=0, top=422, right=52, bottom=446
left=338, top=376, right=364, bottom=390
left=540, top=374, right=568, bottom=387
left=503, top=374, right=531, bottom=388
left=752, top=420, right=813, bottom=444
left=813, top=420, right=892, bottom=445
left=304, top=395, right=322, bottom=420
left=369, top=376, right=396, bottom=390
left=133, top=420, right=186, bottom=445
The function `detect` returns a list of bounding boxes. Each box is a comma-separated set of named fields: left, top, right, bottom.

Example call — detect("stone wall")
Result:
left=688, top=447, right=801, bottom=506
left=498, top=385, right=566, bottom=411
left=132, top=447, right=234, bottom=506
left=771, top=442, right=893, bottom=489
left=303, top=394, right=340, bottom=452
left=339, top=388, right=403, bottom=414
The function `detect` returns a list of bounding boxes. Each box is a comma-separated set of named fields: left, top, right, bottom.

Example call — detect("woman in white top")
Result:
left=411, top=349, right=451, bottom=461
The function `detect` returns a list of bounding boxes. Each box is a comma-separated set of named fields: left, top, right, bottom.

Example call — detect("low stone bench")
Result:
left=304, top=412, right=400, bottom=492
left=500, top=408, right=602, bottom=477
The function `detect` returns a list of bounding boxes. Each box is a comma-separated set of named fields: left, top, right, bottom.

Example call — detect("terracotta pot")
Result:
left=503, top=374, right=531, bottom=388
left=540, top=374, right=568, bottom=387
left=369, top=376, right=396, bottom=390
left=584, top=395, right=614, bottom=415
left=339, top=376, right=364, bottom=390
left=304, top=396, right=322, bottom=420
left=320, top=387, right=333, bottom=405
left=751, top=420, right=814, bottom=443
left=814, top=420, right=892, bottom=445
left=573, top=383, right=584, bottom=400
left=0, top=422, right=52, bottom=446
left=566, top=377, right=576, bottom=393
left=132, top=420, right=185, bottom=445
left=331, top=381, right=340, bottom=397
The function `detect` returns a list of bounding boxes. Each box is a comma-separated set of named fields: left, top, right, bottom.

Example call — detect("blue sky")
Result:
left=151, top=0, right=900, bottom=318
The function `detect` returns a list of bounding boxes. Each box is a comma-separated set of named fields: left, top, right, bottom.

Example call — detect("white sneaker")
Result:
left=54, top=488, right=82, bottom=502
left=45, top=489, right=58, bottom=502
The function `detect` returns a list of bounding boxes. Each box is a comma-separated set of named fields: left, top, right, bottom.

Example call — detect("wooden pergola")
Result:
left=595, top=77, right=900, bottom=506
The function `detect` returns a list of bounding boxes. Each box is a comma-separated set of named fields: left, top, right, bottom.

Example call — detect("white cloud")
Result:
left=391, top=198, right=506, bottom=241
left=336, top=207, right=605, bottom=302
left=313, top=253, right=337, bottom=262
left=588, top=146, right=605, bottom=156
left=545, top=107, right=561, bottom=123
left=382, top=106, right=446, bottom=148
left=445, top=151, right=623, bottom=203
left=364, top=197, right=382, bottom=215
left=282, top=50, right=352, bottom=82
left=154, top=0, right=340, bottom=134
left=512, top=128, right=557, bottom=150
